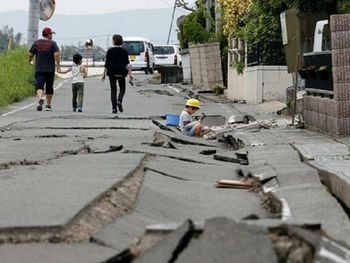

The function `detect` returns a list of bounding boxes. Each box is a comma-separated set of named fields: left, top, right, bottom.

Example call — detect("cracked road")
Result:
left=0, top=74, right=268, bottom=262
left=1, top=74, right=350, bottom=262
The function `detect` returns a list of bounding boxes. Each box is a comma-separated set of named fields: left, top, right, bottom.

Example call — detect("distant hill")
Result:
left=0, top=8, right=188, bottom=50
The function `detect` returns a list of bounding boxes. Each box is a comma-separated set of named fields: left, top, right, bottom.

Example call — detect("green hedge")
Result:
left=0, top=48, right=34, bottom=107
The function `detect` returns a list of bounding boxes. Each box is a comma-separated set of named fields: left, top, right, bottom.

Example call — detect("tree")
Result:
left=177, top=0, right=195, bottom=12
left=0, top=26, right=22, bottom=52
left=288, top=0, right=337, bottom=13
left=238, top=0, right=288, bottom=65
left=219, top=0, right=342, bottom=39
left=177, top=0, right=229, bottom=86
left=178, top=0, right=212, bottom=49
left=218, top=0, right=343, bottom=66
left=217, top=0, right=252, bottom=38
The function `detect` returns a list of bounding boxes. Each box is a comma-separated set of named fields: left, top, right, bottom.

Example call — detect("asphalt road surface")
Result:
left=0, top=73, right=270, bottom=262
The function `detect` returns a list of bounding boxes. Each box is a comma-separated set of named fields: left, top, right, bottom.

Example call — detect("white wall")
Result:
left=226, top=65, right=293, bottom=104
left=181, top=52, right=192, bottom=84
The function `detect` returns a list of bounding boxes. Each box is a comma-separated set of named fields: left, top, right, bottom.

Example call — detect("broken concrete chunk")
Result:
left=213, top=154, right=240, bottom=163
left=105, top=217, right=350, bottom=263
left=94, top=145, right=123, bottom=154
left=133, top=220, right=196, bottom=263
left=227, top=114, right=249, bottom=124
left=199, top=149, right=217, bottom=155
left=151, top=119, right=175, bottom=132
left=213, top=154, right=249, bottom=165
left=215, top=179, right=254, bottom=189
left=176, top=217, right=278, bottom=263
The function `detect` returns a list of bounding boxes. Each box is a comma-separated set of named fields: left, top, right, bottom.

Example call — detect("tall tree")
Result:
left=178, top=0, right=211, bottom=48
left=0, top=26, right=22, bottom=52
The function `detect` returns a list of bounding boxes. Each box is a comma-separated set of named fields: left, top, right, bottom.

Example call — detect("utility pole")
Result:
left=205, top=0, right=214, bottom=32
left=167, top=0, right=177, bottom=45
left=215, top=0, right=221, bottom=33
left=27, top=0, right=40, bottom=47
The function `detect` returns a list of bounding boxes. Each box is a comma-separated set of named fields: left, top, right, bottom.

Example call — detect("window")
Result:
left=154, top=46, right=175, bottom=55
left=322, top=24, right=331, bottom=51
left=123, top=41, right=145, bottom=55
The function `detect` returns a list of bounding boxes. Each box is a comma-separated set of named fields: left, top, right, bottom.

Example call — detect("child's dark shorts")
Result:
left=34, top=71, right=55, bottom=95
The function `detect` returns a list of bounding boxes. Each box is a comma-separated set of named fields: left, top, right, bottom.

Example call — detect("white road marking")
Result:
left=0, top=80, right=68, bottom=117
left=167, top=85, right=180, bottom=93
left=281, top=198, right=292, bottom=220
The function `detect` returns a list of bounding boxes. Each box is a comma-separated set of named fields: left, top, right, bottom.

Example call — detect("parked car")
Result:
left=122, top=36, right=155, bottom=74
left=154, top=45, right=182, bottom=71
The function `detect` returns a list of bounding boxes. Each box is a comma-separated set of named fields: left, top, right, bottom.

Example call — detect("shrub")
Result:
left=179, top=0, right=211, bottom=49
left=211, top=83, right=226, bottom=95
left=0, top=48, right=34, bottom=107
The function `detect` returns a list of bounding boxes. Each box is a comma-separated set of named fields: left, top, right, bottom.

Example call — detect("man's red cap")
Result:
left=42, top=27, right=55, bottom=35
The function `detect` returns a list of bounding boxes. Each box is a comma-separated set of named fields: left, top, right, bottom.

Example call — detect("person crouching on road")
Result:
left=59, top=53, right=87, bottom=112
left=102, top=34, right=133, bottom=114
left=179, top=99, right=209, bottom=137
left=28, top=27, right=61, bottom=111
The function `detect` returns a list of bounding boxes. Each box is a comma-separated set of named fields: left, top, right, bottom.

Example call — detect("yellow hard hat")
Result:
left=185, top=98, right=201, bottom=109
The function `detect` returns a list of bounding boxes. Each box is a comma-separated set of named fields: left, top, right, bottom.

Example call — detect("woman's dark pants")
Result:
left=109, top=75, right=126, bottom=110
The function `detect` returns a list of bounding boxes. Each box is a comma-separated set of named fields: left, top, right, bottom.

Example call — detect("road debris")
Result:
left=104, top=218, right=350, bottom=263
left=138, top=89, right=174, bottom=96
left=199, top=149, right=217, bottom=155
left=215, top=179, right=254, bottom=189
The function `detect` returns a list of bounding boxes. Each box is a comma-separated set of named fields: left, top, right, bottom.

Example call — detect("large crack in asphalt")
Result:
left=217, top=136, right=283, bottom=219
left=0, top=154, right=152, bottom=244
left=123, top=150, right=212, bottom=165
left=0, top=160, right=41, bottom=170
left=106, top=218, right=323, bottom=262
left=40, top=127, right=150, bottom=130
left=0, top=144, right=124, bottom=171
left=0, top=120, right=280, bottom=247
left=144, top=167, right=189, bottom=181
left=0, top=115, right=155, bottom=243
left=291, top=144, right=350, bottom=221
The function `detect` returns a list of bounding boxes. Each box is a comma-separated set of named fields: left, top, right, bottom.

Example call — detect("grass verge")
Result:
left=0, top=48, right=34, bottom=107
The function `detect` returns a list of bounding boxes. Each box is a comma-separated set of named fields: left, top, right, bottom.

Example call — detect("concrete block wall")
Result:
left=189, top=42, right=223, bottom=89
left=304, top=96, right=350, bottom=135
left=226, top=65, right=292, bottom=104
left=304, top=14, right=350, bottom=136
left=180, top=49, right=192, bottom=84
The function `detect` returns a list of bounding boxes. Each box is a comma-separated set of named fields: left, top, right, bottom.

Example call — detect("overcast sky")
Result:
left=0, top=0, right=195, bottom=15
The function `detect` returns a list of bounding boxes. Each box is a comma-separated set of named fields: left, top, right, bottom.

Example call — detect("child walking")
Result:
left=60, top=53, right=87, bottom=112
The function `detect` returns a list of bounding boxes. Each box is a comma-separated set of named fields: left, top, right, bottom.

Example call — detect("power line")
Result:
left=160, top=0, right=189, bottom=15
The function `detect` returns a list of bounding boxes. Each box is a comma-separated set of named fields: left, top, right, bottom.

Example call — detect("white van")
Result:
left=154, top=45, right=182, bottom=71
left=122, top=36, right=155, bottom=74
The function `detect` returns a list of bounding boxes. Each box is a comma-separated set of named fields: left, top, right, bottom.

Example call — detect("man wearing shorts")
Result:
left=29, top=27, right=61, bottom=111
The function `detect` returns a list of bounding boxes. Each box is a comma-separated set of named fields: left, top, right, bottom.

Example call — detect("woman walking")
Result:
left=102, top=34, right=133, bottom=113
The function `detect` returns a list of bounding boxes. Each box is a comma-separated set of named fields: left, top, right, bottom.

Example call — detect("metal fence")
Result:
left=247, top=40, right=286, bottom=67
